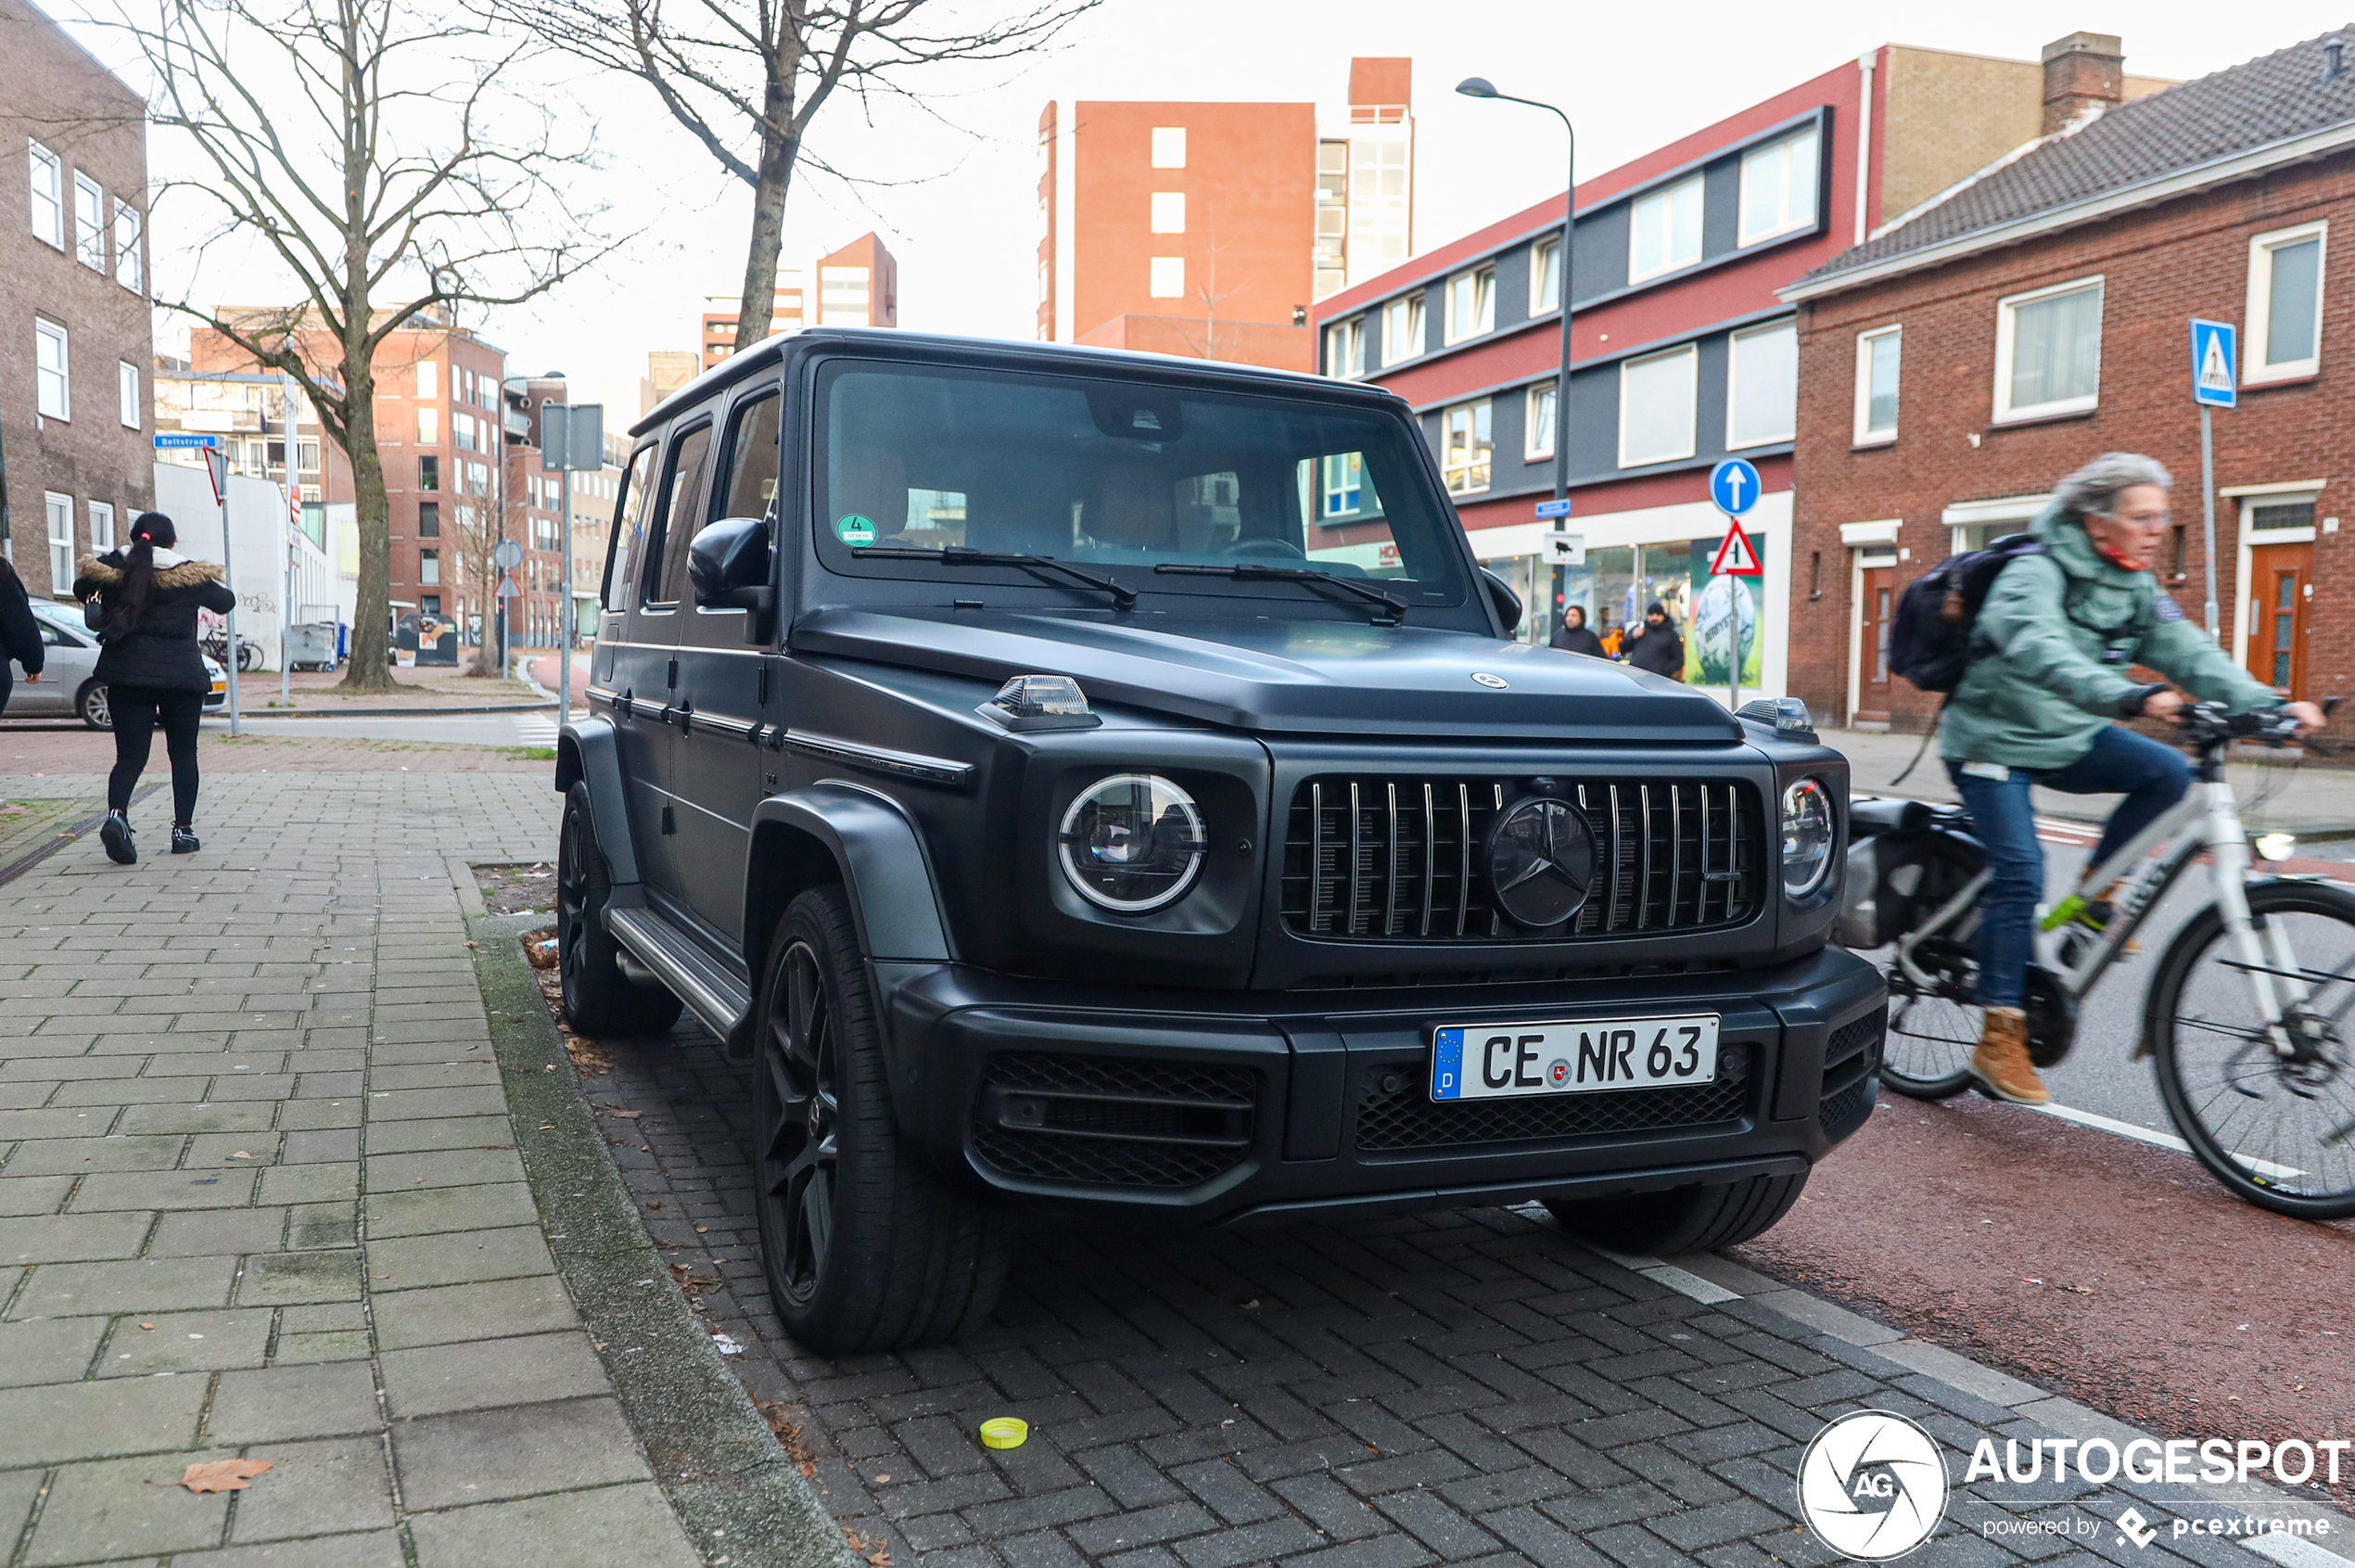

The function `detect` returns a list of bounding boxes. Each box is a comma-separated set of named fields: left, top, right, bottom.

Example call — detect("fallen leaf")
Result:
left=171, top=1460, right=273, bottom=1493
left=229, top=1151, right=253, bottom=1160
left=646, top=1201, right=665, bottom=1210
left=538, top=1124, right=556, bottom=1131
left=596, top=1106, right=643, bottom=1119
left=139, top=1321, right=155, bottom=1331
left=465, top=940, right=479, bottom=949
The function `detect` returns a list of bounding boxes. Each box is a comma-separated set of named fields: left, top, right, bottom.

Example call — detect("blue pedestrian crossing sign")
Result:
left=2191, top=318, right=2236, bottom=408
left=1709, top=458, right=1762, bottom=516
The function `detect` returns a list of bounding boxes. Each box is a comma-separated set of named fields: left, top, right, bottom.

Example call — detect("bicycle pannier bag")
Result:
left=1886, top=534, right=2049, bottom=695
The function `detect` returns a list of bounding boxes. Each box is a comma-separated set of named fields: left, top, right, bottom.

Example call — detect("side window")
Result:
left=715, top=389, right=783, bottom=524
left=649, top=423, right=717, bottom=606
left=603, top=443, right=659, bottom=611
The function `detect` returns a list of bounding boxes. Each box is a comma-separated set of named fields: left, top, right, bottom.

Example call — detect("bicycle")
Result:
left=1852, top=700, right=2355, bottom=1220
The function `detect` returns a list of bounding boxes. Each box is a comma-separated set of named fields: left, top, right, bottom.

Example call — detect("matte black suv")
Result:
left=555, top=327, right=1886, bottom=1353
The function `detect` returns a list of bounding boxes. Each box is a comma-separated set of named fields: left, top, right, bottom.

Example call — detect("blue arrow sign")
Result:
left=1534, top=498, right=1573, bottom=520
left=154, top=432, right=223, bottom=449
left=1709, top=458, right=1762, bottom=516
left=2190, top=318, right=2236, bottom=408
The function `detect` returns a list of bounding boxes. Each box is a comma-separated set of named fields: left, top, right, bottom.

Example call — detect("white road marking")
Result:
left=513, top=716, right=560, bottom=746
left=2030, top=1100, right=2305, bottom=1180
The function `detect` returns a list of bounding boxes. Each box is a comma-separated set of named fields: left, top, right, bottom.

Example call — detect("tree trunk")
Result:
left=337, top=351, right=397, bottom=693
left=732, top=117, right=797, bottom=347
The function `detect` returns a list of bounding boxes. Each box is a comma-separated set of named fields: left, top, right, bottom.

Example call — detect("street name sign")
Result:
left=2191, top=319, right=2236, bottom=408
left=1534, top=498, right=1573, bottom=520
left=154, top=432, right=223, bottom=450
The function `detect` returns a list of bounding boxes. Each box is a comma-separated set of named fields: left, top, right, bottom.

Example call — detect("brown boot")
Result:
left=1970, top=1007, right=2050, bottom=1104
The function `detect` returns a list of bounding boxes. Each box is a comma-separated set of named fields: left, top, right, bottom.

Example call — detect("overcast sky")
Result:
left=126, top=0, right=2355, bottom=426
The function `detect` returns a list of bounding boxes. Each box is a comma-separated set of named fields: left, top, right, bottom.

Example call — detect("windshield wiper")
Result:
left=853, top=545, right=1136, bottom=612
left=1153, top=562, right=1407, bottom=624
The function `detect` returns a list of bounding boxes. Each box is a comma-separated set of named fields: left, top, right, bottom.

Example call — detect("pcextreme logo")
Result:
left=1797, top=1410, right=1949, bottom=1560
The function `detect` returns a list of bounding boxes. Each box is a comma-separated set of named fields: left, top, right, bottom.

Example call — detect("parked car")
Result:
left=555, top=327, right=1884, bottom=1353
left=5, top=601, right=228, bottom=728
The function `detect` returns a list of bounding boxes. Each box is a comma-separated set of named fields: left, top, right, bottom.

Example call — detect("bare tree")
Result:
left=121, top=0, right=611, bottom=690
left=445, top=487, right=503, bottom=676
left=523, top=0, right=1096, bottom=348
left=1166, top=229, right=1251, bottom=363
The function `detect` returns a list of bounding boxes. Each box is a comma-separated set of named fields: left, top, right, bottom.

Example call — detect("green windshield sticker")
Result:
left=835, top=514, right=877, bottom=546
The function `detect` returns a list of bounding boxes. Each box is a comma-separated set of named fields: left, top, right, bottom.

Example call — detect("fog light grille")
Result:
left=1353, top=1046, right=1753, bottom=1153
left=971, top=1052, right=1256, bottom=1190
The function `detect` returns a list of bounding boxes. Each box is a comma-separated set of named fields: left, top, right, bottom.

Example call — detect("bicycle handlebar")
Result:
left=2178, top=695, right=2338, bottom=754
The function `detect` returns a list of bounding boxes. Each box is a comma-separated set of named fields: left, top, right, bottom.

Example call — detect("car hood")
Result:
left=791, top=607, right=1742, bottom=742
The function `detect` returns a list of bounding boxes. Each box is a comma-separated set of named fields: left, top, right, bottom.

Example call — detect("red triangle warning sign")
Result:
left=1711, top=519, right=1763, bottom=577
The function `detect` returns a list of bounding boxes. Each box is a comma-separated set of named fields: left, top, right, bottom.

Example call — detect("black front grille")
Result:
left=1353, top=1044, right=1753, bottom=1153
left=1281, top=776, right=1763, bottom=942
left=1818, top=1076, right=1875, bottom=1141
left=970, top=1052, right=1257, bottom=1190
left=1818, top=1006, right=1885, bottom=1141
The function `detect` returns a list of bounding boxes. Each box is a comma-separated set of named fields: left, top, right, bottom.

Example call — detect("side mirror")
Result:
left=1480, top=567, right=1522, bottom=635
left=689, top=515, right=770, bottom=606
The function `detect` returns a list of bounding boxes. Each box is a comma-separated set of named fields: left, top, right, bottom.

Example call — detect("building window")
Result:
left=421, top=594, right=441, bottom=617
left=89, top=501, right=114, bottom=553
left=118, top=361, right=139, bottom=429
left=1619, top=343, right=1698, bottom=467
left=1530, top=236, right=1561, bottom=314
left=452, top=410, right=477, bottom=453
left=46, top=493, right=74, bottom=592
left=821, top=265, right=871, bottom=324
left=468, top=461, right=490, bottom=497
left=299, top=437, right=320, bottom=474
left=1441, top=400, right=1493, bottom=494
left=113, top=203, right=140, bottom=293
left=1381, top=293, right=1424, bottom=365
left=417, top=358, right=438, bottom=399
left=2251, top=497, right=2317, bottom=532
left=1738, top=125, right=1819, bottom=246
left=1151, top=126, right=1186, bottom=168
left=1630, top=173, right=1702, bottom=282
left=1150, top=192, right=1185, bottom=234
left=1319, top=452, right=1363, bottom=517
left=1725, top=319, right=1798, bottom=449
left=1444, top=266, right=1495, bottom=345
left=1322, top=317, right=1363, bottom=378
left=420, top=549, right=439, bottom=586
left=418, top=406, right=439, bottom=445
left=1525, top=380, right=1558, bottom=461
left=419, top=454, right=439, bottom=491
left=1853, top=325, right=1901, bottom=443
left=34, top=318, right=69, bottom=420
left=1149, top=256, right=1185, bottom=298
left=1994, top=275, right=2103, bottom=423
left=2247, top=221, right=2325, bottom=384
left=418, top=501, right=439, bottom=538
left=73, top=173, right=104, bottom=271
left=28, top=140, right=64, bottom=248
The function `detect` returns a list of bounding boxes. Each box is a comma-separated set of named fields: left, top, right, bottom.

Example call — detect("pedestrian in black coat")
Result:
left=1549, top=604, right=1607, bottom=658
left=0, top=555, right=44, bottom=719
left=72, top=513, right=236, bottom=863
left=1623, top=600, right=1686, bottom=680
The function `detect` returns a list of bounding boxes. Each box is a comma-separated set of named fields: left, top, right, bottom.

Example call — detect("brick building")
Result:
left=701, top=232, right=898, bottom=370
left=1782, top=29, right=2355, bottom=731
left=1, top=0, right=153, bottom=597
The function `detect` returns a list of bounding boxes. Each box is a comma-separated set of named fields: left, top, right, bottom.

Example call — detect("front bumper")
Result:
left=873, top=946, right=1886, bottom=1226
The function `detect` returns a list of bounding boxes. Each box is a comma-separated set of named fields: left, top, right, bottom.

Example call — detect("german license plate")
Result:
left=1430, top=1016, right=1720, bottom=1102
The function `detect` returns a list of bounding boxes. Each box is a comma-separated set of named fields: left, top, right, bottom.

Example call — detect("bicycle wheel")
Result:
left=2147, top=880, right=2355, bottom=1220
left=1877, top=936, right=1978, bottom=1099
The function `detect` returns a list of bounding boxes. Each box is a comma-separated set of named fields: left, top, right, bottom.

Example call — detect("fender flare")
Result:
left=555, top=716, right=640, bottom=888
left=745, top=783, right=954, bottom=969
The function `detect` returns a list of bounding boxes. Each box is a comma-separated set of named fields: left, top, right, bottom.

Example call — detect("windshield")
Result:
left=812, top=360, right=1473, bottom=618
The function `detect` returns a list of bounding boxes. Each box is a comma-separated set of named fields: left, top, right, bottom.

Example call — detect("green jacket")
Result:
left=1940, top=507, right=2280, bottom=771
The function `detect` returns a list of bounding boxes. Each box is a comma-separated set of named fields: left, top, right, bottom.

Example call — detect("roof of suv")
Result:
left=630, top=326, right=1400, bottom=439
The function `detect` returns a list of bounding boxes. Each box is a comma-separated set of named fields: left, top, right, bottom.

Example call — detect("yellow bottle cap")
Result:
left=978, top=1417, right=1027, bottom=1450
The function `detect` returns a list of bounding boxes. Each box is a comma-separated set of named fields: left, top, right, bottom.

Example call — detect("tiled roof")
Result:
left=1795, top=27, right=2355, bottom=290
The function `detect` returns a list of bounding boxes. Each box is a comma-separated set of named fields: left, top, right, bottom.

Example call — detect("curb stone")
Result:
left=472, top=908, right=854, bottom=1568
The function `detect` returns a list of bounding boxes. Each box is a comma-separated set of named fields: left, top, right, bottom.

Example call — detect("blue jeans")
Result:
left=1945, top=725, right=2193, bottom=1008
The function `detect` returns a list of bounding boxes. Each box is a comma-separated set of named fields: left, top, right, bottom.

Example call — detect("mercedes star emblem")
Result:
left=1470, top=672, right=1508, bottom=689
left=1483, top=797, right=1596, bottom=928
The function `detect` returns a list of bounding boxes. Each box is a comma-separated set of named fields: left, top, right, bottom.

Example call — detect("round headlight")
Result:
left=1058, top=774, right=1208, bottom=912
left=1780, top=777, right=1835, bottom=899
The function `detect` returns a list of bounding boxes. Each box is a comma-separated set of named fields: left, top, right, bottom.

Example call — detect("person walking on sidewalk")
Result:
left=1941, top=453, right=2324, bottom=1105
left=1623, top=601, right=1685, bottom=679
left=1550, top=604, right=1607, bottom=658
left=1, top=554, right=43, bottom=716
left=73, top=513, right=236, bottom=863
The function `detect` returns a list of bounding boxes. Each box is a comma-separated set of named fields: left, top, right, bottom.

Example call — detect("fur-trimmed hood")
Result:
left=78, top=552, right=225, bottom=590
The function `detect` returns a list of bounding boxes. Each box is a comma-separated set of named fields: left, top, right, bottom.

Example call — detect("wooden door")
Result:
left=2246, top=542, right=2313, bottom=698
left=1856, top=565, right=1896, bottom=722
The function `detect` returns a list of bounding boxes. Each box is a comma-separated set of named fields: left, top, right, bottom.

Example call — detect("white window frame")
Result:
left=1629, top=174, right=1703, bottom=284
left=1381, top=293, right=1424, bottom=365
left=2245, top=220, right=2326, bottom=385
left=1617, top=342, right=1699, bottom=468
left=28, top=140, right=64, bottom=249
left=1852, top=325, right=1901, bottom=445
left=1442, top=266, right=1495, bottom=345
left=416, top=358, right=438, bottom=400
left=1529, top=236, right=1561, bottom=315
left=1441, top=400, right=1493, bottom=495
left=1150, top=191, right=1185, bottom=234
left=1524, top=381, right=1559, bottom=462
left=118, top=360, right=140, bottom=429
left=72, top=172, right=105, bottom=271
left=1323, top=316, right=1364, bottom=379
left=89, top=500, right=115, bottom=553
left=34, top=317, right=70, bottom=420
left=1150, top=127, right=1186, bottom=169
left=1992, top=274, right=2105, bottom=424
left=1738, top=125, right=1820, bottom=247
left=417, top=406, right=439, bottom=445
left=1725, top=319, right=1799, bottom=450
left=1149, top=256, right=1185, bottom=298
left=112, top=202, right=141, bottom=293
left=420, top=549, right=440, bottom=586
left=46, top=493, right=75, bottom=592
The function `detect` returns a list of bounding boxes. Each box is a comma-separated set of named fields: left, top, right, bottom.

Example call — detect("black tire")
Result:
left=754, top=884, right=1010, bottom=1353
left=77, top=681, right=111, bottom=731
left=1547, top=1171, right=1807, bottom=1256
left=1877, top=937, right=1978, bottom=1100
left=2147, top=880, right=2355, bottom=1220
left=555, top=783, right=683, bottom=1037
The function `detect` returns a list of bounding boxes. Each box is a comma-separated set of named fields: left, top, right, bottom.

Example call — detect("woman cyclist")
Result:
left=1942, top=453, right=2323, bottom=1105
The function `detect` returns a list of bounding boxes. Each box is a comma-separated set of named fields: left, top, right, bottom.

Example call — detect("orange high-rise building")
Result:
left=700, top=231, right=899, bottom=370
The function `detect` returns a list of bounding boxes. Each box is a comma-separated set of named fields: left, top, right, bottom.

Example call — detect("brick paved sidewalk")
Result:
left=0, top=771, right=711, bottom=1567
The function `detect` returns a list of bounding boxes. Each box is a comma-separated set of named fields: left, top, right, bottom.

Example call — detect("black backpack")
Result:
left=1887, top=534, right=2050, bottom=695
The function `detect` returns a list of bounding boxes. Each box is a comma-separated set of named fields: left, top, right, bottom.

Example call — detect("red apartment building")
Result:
left=1784, top=30, right=2354, bottom=732
left=1311, top=34, right=2168, bottom=700
left=701, top=232, right=899, bottom=371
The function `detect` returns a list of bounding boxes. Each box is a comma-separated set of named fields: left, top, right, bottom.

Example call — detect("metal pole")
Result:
left=216, top=459, right=241, bottom=738
left=280, top=375, right=295, bottom=708
left=558, top=465, right=572, bottom=719
left=2200, top=403, right=2221, bottom=644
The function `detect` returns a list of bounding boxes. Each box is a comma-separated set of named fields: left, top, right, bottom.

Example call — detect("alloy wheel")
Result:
left=556, top=809, right=590, bottom=1013
left=758, top=940, right=840, bottom=1303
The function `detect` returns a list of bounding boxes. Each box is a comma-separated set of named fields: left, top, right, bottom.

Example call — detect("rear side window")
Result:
left=646, top=423, right=716, bottom=606
left=715, top=389, right=783, bottom=524
left=603, top=444, right=659, bottom=611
